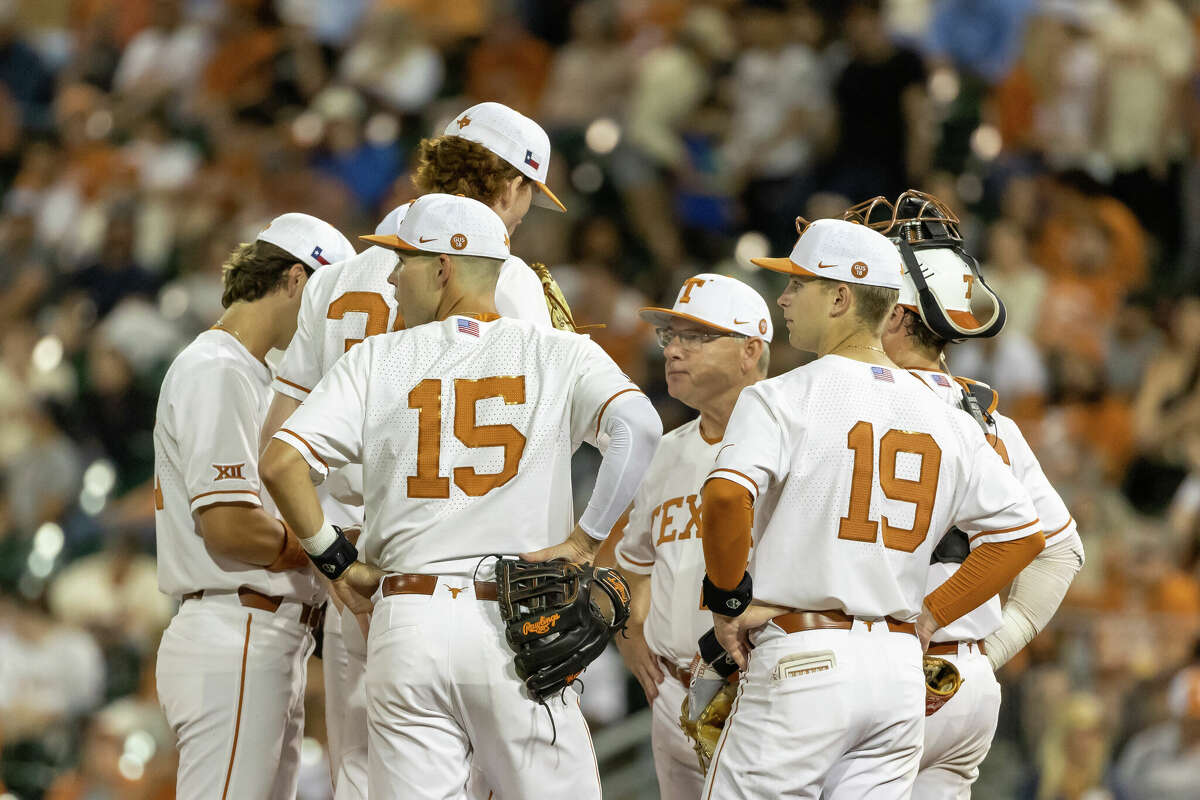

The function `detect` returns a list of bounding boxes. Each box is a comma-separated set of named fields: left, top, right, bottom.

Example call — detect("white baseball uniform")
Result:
left=154, top=329, right=322, bottom=800
left=701, top=356, right=1041, bottom=800
left=273, top=314, right=649, bottom=800
left=271, top=241, right=554, bottom=799
left=615, top=418, right=723, bottom=799
left=908, top=369, right=1082, bottom=799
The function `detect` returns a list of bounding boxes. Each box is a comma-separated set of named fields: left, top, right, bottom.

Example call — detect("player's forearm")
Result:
left=578, top=394, right=662, bottom=539
left=614, top=566, right=652, bottom=627
left=925, top=533, right=1045, bottom=628
left=195, top=503, right=288, bottom=566
left=260, top=392, right=302, bottom=456
left=700, top=478, right=754, bottom=590
left=983, top=532, right=1084, bottom=669
left=261, top=439, right=326, bottom=539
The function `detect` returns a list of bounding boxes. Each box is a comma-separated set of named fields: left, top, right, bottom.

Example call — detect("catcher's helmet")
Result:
left=843, top=190, right=1006, bottom=341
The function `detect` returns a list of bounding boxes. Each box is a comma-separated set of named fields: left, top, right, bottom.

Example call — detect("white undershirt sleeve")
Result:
left=578, top=391, right=662, bottom=540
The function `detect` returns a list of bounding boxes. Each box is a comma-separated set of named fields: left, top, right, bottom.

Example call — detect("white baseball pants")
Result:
left=913, top=645, right=1001, bottom=799
left=157, top=593, right=313, bottom=800
left=703, top=621, right=925, bottom=800
left=324, top=603, right=370, bottom=800
left=651, top=667, right=706, bottom=800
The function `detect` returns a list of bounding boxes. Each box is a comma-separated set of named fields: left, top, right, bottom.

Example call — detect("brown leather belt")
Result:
left=927, top=640, right=987, bottom=656
left=664, top=660, right=692, bottom=688
left=182, top=586, right=320, bottom=629
left=773, top=609, right=916, bottom=638
left=381, top=573, right=498, bottom=601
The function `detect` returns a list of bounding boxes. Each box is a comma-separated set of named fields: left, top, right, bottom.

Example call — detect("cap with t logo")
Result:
left=751, top=218, right=903, bottom=290
left=446, top=102, right=566, bottom=213
left=256, top=213, right=356, bottom=270
left=359, top=193, right=510, bottom=260
left=638, top=273, right=773, bottom=340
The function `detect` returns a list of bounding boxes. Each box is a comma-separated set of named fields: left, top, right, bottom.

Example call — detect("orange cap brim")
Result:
left=750, top=257, right=816, bottom=277
left=533, top=181, right=567, bottom=212
left=359, top=234, right=419, bottom=250
left=637, top=307, right=738, bottom=334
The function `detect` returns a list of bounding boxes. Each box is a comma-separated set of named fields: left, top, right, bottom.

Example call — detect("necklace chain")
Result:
left=214, top=320, right=248, bottom=347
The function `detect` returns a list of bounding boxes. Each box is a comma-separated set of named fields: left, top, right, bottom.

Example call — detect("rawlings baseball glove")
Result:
left=495, top=558, right=631, bottom=702
left=529, top=262, right=581, bottom=332
left=680, top=680, right=737, bottom=772
left=924, top=655, right=963, bottom=716
left=679, top=628, right=741, bottom=772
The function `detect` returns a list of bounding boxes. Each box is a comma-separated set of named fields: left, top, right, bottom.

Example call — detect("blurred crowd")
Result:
left=4, top=0, right=1200, bottom=797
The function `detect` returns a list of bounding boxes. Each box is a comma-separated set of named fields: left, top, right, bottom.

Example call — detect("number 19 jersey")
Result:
left=708, top=355, right=1040, bottom=622
left=273, top=316, right=642, bottom=577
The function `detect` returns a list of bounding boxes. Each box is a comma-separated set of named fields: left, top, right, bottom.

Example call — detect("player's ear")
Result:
left=829, top=282, right=853, bottom=319
left=884, top=303, right=906, bottom=334
left=435, top=253, right=454, bottom=288
left=742, top=338, right=764, bottom=375
left=286, top=263, right=307, bottom=297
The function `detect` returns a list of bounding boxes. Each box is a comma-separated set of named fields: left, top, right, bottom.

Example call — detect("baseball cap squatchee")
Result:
left=751, top=218, right=903, bottom=291
left=446, top=102, right=566, bottom=213
left=256, top=213, right=356, bottom=271
left=360, top=193, right=510, bottom=261
left=639, top=273, right=774, bottom=341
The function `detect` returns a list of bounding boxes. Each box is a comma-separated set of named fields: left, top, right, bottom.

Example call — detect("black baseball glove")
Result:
left=495, top=558, right=631, bottom=702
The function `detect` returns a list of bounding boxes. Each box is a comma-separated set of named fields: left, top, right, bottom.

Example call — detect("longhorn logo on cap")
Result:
left=457, top=116, right=471, bottom=129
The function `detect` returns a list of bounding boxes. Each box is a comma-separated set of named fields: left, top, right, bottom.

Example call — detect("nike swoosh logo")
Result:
left=733, top=318, right=749, bottom=325
left=418, top=236, right=436, bottom=243
left=817, top=261, right=837, bottom=269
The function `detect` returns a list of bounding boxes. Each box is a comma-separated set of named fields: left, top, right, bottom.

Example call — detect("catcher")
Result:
left=859, top=191, right=1085, bottom=797
left=260, top=194, right=661, bottom=799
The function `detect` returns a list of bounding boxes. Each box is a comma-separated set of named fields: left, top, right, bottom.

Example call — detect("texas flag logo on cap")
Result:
left=311, top=246, right=330, bottom=266
left=524, top=150, right=540, bottom=170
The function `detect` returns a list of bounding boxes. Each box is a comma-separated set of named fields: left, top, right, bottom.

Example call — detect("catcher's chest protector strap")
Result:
left=930, top=528, right=970, bottom=566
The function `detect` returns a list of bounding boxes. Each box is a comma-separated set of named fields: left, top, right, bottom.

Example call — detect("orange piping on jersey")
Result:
left=925, top=533, right=1045, bottom=628
left=699, top=424, right=722, bottom=445
left=595, top=388, right=643, bottom=437
left=274, top=376, right=312, bottom=395
left=278, top=428, right=330, bottom=470
left=967, top=518, right=1039, bottom=542
left=221, top=614, right=253, bottom=800
left=189, top=489, right=261, bottom=503
left=462, top=312, right=502, bottom=322
left=701, top=478, right=754, bottom=590
left=621, top=553, right=655, bottom=567
left=1044, top=517, right=1074, bottom=540
left=706, top=468, right=760, bottom=497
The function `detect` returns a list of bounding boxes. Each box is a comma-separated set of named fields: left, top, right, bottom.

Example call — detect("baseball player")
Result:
left=596, top=274, right=772, bottom=800
left=258, top=101, right=573, bottom=799
left=153, top=213, right=355, bottom=800
left=697, top=218, right=1045, bottom=799
left=259, top=194, right=662, bottom=799
left=861, top=191, right=1085, bottom=798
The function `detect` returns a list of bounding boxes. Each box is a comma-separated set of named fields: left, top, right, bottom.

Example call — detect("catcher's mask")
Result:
left=842, top=190, right=1006, bottom=342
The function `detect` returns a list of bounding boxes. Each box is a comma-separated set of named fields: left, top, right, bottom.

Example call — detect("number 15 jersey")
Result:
left=708, top=355, right=1040, bottom=622
left=274, top=316, right=642, bottom=577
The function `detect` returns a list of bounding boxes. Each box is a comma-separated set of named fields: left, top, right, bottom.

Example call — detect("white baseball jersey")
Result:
left=154, top=329, right=322, bottom=603
left=908, top=369, right=1080, bottom=642
left=274, top=315, right=641, bottom=576
left=615, top=418, right=723, bottom=668
left=709, top=355, right=1040, bottom=622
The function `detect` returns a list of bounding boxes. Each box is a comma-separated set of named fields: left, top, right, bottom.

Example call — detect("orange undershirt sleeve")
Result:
left=925, top=533, right=1046, bottom=628
left=700, top=477, right=755, bottom=590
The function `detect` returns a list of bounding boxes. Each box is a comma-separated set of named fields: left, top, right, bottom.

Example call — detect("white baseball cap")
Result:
left=373, top=202, right=411, bottom=237
left=639, top=273, right=774, bottom=341
left=751, top=218, right=903, bottom=291
left=445, top=102, right=566, bottom=213
left=359, top=193, right=510, bottom=261
left=256, top=213, right=356, bottom=271
left=898, top=247, right=983, bottom=331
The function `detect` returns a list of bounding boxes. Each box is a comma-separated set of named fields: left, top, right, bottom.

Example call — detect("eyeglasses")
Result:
left=655, top=328, right=746, bottom=350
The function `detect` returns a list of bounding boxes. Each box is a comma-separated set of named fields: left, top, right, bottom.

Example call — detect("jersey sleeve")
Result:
left=272, top=340, right=371, bottom=480
left=176, top=360, right=267, bottom=513
left=950, top=424, right=1042, bottom=547
left=614, top=465, right=660, bottom=575
left=994, top=414, right=1077, bottom=544
left=495, top=256, right=553, bottom=327
left=569, top=336, right=645, bottom=449
left=705, top=384, right=788, bottom=501
left=272, top=272, right=326, bottom=399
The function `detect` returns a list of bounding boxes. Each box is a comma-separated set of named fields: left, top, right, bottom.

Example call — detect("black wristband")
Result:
left=697, top=627, right=739, bottom=678
left=307, top=524, right=358, bottom=580
left=702, top=571, right=752, bottom=618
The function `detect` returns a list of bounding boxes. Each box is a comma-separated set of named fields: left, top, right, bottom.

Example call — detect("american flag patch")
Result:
left=932, top=374, right=951, bottom=387
left=871, top=366, right=894, bottom=383
left=457, top=317, right=480, bottom=337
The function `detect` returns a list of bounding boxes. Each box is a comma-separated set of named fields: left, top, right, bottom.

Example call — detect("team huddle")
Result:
left=152, top=101, right=1085, bottom=800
